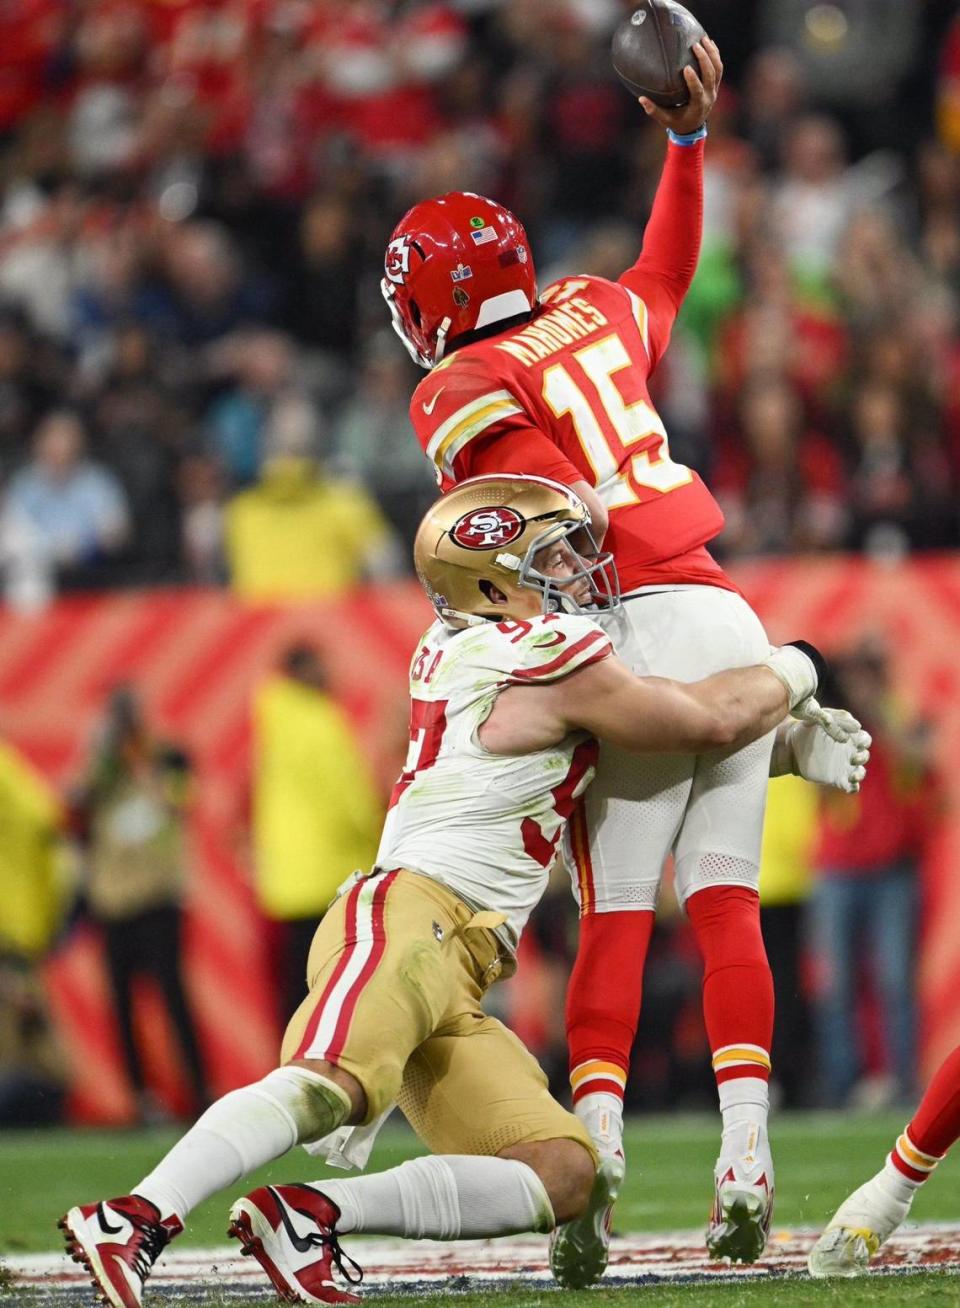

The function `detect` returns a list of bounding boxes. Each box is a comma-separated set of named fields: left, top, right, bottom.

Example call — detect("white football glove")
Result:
left=791, top=696, right=860, bottom=743
left=771, top=710, right=872, bottom=794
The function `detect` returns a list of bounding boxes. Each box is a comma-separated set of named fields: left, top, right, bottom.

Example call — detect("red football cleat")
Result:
left=228, top=1184, right=363, bottom=1304
left=59, top=1195, right=182, bottom=1308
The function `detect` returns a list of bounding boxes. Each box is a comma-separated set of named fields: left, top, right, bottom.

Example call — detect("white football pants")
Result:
left=568, top=585, right=775, bottom=914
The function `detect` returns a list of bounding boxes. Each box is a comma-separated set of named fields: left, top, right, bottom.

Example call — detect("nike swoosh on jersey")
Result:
left=270, top=1188, right=323, bottom=1253
left=422, top=387, right=445, bottom=415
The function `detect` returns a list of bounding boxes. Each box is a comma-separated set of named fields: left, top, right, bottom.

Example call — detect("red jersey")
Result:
left=409, top=141, right=733, bottom=594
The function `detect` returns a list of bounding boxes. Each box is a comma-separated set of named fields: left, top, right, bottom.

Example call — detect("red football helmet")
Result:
left=382, top=191, right=537, bottom=369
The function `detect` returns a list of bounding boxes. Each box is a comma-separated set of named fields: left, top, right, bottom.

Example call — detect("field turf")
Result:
left=3, top=1112, right=960, bottom=1305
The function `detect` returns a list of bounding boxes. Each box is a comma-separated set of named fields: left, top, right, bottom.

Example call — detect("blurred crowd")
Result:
left=0, top=0, right=955, bottom=607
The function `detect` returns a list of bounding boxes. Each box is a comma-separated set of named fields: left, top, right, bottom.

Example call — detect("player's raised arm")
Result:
left=558, top=641, right=821, bottom=755
left=618, top=38, right=723, bottom=364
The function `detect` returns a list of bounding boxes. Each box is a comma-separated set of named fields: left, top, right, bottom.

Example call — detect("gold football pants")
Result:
left=282, top=868, right=594, bottom=1160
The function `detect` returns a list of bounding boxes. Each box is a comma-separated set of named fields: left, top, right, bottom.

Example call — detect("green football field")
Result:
left=3, top=1112, right=960, bottom=1306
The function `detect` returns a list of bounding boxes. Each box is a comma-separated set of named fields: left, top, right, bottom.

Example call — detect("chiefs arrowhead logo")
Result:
left=385, top=235, right=413, bottom=285
left=451, top=506, right=524, bottom=550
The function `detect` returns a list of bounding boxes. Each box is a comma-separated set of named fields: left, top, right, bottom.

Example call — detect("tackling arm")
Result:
left=560, top=651, right=815, bottom=755
left=483, top=643, right=820, bottom=757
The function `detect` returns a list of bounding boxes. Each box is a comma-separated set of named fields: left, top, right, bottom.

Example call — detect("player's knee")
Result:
left=500, top=1138, right=596, bottom=1225
left=680, top=867, right=760, bottom=921
left=686, top=882, right=760, bottom=929
left=548, top=1140, right=597, bottom=1223
left=284, top=1057, right=367, bottom=1124
left=686, top=884, right=767, bottom=970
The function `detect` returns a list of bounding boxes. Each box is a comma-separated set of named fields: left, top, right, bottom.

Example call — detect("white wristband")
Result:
left=763, top=646, right=818, bottom=710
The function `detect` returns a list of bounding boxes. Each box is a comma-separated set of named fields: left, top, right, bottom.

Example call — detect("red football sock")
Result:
left=685, top=885, right=773, bottom=1088
left=566, top=909, right=654, bottom=1105
left=890, top=1045, right=960, bottom=1183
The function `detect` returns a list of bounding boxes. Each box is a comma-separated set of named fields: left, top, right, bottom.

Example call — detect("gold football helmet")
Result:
left=414, top=474, right=619, bottom=627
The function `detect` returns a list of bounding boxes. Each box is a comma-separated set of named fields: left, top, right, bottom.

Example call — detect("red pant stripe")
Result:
left=292, top=880, right=365, bottom=1061
left=324, top=871, right=397, bottom=1063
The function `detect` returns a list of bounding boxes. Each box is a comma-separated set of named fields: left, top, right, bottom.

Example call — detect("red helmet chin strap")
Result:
left=434, top=316, right=453, bottom=366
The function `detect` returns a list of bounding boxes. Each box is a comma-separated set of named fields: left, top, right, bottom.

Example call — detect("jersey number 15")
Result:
left=542, top=333, right=692, bottom=508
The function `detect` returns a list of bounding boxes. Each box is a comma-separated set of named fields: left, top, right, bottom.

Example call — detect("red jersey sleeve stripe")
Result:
left=508, top=629, right=612, bottom=682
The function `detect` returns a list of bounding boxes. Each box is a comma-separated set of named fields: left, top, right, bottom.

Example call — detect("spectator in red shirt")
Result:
left=809, top=640, right=936, bottom=1107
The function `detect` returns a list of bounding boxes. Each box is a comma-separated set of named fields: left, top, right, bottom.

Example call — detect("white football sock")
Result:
left=574, top=1092, right=624, bottom=1160
left=134, top=1068, right=350, bottom=1223
left=881, top=1155, right=923, bottom=1201
left=321, top=1154, right=555, bottom=1239
left=718, top=1077, right=770, bottom=1134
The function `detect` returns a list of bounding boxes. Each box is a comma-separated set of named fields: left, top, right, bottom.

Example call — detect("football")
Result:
left=611, top=0, right=706, bottom=108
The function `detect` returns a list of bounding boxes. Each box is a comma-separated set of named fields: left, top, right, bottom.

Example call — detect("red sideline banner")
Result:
left=0, top=559, right=956, bottom=1122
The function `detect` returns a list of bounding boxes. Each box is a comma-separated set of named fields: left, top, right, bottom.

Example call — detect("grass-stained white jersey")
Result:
left=375, top=611, right=613, bottom=945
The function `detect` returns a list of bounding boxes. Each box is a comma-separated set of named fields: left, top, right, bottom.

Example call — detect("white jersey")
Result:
left=375, top=611, right=613, bottom=945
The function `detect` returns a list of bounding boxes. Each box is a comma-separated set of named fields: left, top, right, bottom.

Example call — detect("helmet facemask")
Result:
left=414, top=474, right=620, bottom=630
left=510, top=517, right=620, bottom=617
left=381, top=278, right=451, bottom=370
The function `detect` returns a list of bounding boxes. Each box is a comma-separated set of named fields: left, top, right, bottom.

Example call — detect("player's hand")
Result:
left=786, top=716, right=872, bottom=794
left=791, top=697, right=860, bottom=743
left=639, top=36, right=723, bottom=135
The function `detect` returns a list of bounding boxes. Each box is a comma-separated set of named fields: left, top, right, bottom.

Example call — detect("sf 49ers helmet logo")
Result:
left=385, top=236, right=413, bottom=285
left=451, top=506, right=524, bottom=549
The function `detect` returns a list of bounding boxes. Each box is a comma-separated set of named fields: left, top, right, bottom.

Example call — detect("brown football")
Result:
left=611, top=0, right=706, bottom=108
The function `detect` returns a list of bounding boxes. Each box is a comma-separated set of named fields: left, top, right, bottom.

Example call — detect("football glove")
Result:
left=791, top=696, right=860, bottom=742
left=771, top=713, right=872, bottom=794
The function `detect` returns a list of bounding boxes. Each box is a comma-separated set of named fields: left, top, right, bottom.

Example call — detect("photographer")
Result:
left=74, top=686, right=208, bottom=1121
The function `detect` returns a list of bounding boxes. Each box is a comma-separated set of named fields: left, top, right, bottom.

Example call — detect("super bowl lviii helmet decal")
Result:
left=382, top=192, right=537, bottom=369
left=414, top=475, right=620, bottom=627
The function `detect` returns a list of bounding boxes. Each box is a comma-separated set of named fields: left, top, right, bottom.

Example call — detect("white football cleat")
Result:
left=549, top=1100, right=624, bottom=1289
left=59, top=1195, right=182, bottom=1308
left=228, top=1183, right=363, bottom=1304
left=705, top=1121, right=774, bottom=1264
left=807, top=1171, right=915, bottom=1278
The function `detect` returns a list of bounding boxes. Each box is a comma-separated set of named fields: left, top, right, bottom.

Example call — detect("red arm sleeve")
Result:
left=618, top=138, right=704, bottom=367
left=453, top=425, right=583, bottom=487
